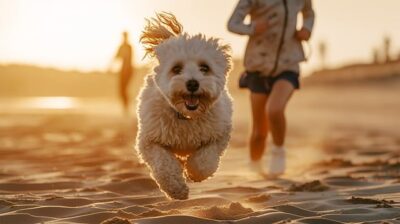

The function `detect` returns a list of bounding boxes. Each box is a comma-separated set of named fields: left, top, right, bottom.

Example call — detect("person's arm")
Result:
left=107, top=46, right=122, bottom=74
left=227, top=0, right=255, bottom=35
left=302, top=0, right=315, bottom=33
left=115, top=46, right=122, bottom=59
left=296, top=0, right=315, bottom=41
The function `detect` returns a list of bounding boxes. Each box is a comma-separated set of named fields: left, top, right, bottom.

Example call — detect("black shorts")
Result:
left=239, top=70, right=300, bottom=94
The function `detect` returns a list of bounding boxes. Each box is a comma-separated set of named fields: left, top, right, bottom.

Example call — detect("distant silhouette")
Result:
left=318, top=41, right=327, bottom=69
left=372, top=47, right=380, bottom=64
left=114, top=31, right=134, bottom=114
left=383, top=36, right=391, bottom=63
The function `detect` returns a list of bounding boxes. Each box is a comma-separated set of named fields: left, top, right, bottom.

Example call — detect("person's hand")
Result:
left=295, top=28, right=311, bottom=41
left=254, top=20, right=268, bottom=35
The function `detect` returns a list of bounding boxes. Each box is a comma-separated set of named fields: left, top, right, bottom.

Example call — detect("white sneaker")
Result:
left=249, top=159, right=265, bottom=175
left=267, top=145, right=286, bottom=176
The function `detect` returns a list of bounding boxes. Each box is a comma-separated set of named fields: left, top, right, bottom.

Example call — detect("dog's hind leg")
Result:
left=185, top=136, right=229, bottom=182
left=140, top=144, right=189, bottom=200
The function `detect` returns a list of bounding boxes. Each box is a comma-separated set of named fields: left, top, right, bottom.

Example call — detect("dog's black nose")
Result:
left=186, top=79, right=199, bottom=92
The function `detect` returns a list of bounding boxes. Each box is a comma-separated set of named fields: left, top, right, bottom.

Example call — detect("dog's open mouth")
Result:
left=183, top=94, right=200, bottom=111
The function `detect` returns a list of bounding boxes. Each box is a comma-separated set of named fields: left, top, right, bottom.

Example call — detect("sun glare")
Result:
left=1, top=0, right=400, bottom=74
left=0, top=0, right=147, bottom=71
left=30, top=97, right=78, bottom=110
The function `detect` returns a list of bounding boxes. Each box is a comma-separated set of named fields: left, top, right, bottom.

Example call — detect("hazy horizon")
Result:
left=1, top=0, right=400, bottom=75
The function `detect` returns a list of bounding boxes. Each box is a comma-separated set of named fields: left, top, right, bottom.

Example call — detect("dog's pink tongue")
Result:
left=184, top=95, right=199, bottom=106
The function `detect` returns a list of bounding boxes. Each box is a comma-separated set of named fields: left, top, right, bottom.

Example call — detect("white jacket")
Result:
left=228, top=0, right=315, bottom=76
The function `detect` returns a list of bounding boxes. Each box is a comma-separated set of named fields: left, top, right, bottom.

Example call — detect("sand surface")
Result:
left=1, top=82, right=400, bottom=224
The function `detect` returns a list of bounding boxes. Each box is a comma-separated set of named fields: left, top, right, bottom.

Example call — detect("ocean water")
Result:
left=0, top=97, right=124, bottom=114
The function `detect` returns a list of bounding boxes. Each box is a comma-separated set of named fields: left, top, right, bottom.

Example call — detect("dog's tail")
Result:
left=140, top=12, right=183, bottom=58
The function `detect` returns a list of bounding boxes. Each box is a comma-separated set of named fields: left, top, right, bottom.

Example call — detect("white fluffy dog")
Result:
left=135, top=13, right=233, bottom=200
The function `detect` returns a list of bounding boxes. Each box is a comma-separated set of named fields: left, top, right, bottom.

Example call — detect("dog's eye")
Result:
left=199, top=63, right=210, bottom=74
left=171, top=64, right=182, bottom=75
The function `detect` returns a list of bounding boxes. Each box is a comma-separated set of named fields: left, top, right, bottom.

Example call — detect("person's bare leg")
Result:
left=120, top=88, right=128, bottom=111
left=265, top=79, right=295, bottom=176
left=249, top=93, right=269, bottom=161
left=267, top=80, right=295, bottom=146
left=120, top=73, right=131, bottom=115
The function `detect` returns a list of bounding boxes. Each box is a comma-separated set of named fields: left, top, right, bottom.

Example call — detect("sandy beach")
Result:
left=0, top=79, right=400, bottom=224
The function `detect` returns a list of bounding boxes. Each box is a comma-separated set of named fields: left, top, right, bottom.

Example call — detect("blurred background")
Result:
left=0, top=0, right=399, bottom=148
left=1, top=0, right=400, bottom=71
left=1, top=0, right=400, bottom=111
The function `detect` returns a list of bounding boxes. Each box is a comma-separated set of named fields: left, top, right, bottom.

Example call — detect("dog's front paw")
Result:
left=163, top=184, right=189, bottom=200
left=185, top=155, right=219, bottom=182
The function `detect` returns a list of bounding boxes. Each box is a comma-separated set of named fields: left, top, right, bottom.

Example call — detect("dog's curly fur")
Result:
left=135, top=12, right=233, bottom=200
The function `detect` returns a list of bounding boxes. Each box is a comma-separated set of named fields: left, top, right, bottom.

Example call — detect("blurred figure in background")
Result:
left=114, top=31, right=134, bottom=115
left=383, top=36, right=391, bottom=63
left=228, top=0, right=314, bottom=177
left=318, top=41, right=327, bottom=69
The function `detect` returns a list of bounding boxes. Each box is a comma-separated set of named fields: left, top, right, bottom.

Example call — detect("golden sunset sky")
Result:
left=0, top=0, right=399, bottom=74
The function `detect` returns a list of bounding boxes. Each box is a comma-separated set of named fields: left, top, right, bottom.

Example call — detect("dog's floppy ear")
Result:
left=218, top=42, right=233, bottom=74
left=140, top=12, right=183, bottom=58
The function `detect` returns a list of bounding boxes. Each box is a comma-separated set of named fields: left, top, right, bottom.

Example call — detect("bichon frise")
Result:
left=135, top=12, right=233, bottom=200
